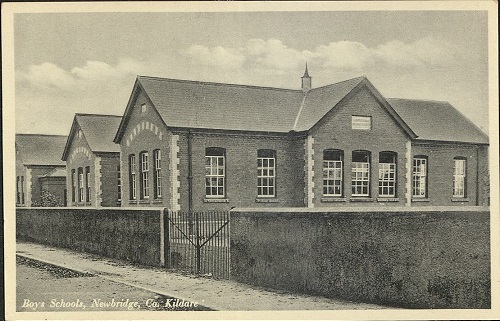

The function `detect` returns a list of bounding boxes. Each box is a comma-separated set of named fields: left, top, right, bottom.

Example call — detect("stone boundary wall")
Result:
left=230, top=207, right=490, bottom=309
left=16, top=207, right=165, bottom=266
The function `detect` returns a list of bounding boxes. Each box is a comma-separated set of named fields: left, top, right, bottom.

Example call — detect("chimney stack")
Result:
left=301, top=63, right=312, bottom=92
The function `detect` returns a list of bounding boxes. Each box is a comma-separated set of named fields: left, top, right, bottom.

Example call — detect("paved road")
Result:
left=17, top=241, right=391, bottom=310
left=16, top=256, right=210, bottom=312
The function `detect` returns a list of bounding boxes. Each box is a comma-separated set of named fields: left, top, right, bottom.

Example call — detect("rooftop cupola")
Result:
left=301, top=63, right=312, bottom=92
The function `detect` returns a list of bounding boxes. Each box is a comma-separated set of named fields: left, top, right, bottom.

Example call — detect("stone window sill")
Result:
left=128, top=200, right=137, bottom=204
left=152, top=199, right=163, bottom=204
left=204, top=198, right=230, bottom=203
left=138, top=200, right=150, bottom=204
left=451, top=198, right=469, bottom=202
left=350, top=198, right=374, bottom=202
left=412, top=198, right=430, bottom=202
left=255, top=198, right=280, bottom=203
left=321, top=197, right=347, bottom=203
left=377, top=198, right=400, bottom=202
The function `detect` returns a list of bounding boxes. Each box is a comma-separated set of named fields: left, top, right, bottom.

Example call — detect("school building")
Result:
left=112, top=67, right=489, bottom=211
left=15, top=134, right=68, bottom=207
left=61, top=113, right=122, bottom=207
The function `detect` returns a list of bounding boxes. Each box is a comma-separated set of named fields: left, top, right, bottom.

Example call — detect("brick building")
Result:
left=113, top=68, right=489, bottom=211
left=62, top=114, right=122, bottom=207
left=16, top=134, right=68, bottom=206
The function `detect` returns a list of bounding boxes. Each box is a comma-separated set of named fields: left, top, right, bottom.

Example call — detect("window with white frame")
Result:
left=351, top=150, right=370, bottom=196
left=117, top=165, right=121, bottom=201
left=257, top=149, right=276, bottom=197
left=129, top=154, right=137, bottom=200
left=379, top=152, right=397, bottom=197
left=323, top=149, right=343, bottom=196
left=205, top=147, right=225, bottom=197
left=78, top=167, right=84, bottom=202
left=71, top=169, right=76, bottom=202
left=453, top=158, right=466, bottom=197
left=351, top=116, right=372, bottom=130
left=20, top=176, right=25, bottom=205
left=16, top=176, right=20, bottom=204
left=140, top=151, right=149, bottom=199
left=154, top=149, right=162, bottom=199
left=85, top=166, right=91, bottom=202
left=412, top=157, right=427, bottom=198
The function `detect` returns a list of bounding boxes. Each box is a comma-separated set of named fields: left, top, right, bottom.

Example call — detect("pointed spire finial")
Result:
left=301, top=63, right=311, bottom=92
left=303, top=63, right=310, bottom=78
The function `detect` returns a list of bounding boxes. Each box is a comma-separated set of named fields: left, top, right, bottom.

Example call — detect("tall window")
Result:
left=85, top=166, right=91, bottom=202
left=117, top=165, right=121, bottom=201
left=154, top=149, right=162, bottom=199
left=379, top=152, right=397, bottom=197
left=78, top=167, right=84, bottom=202
left=71, top=169, right=76, bottom=202
left=453, top=158, right=466, bottom=197
left=16, top=176, right=20, bottom=204
left=257, top=149, right=276, bottom=197
left=352, top=150, right=370, bottom=196
left=129, top=154, right=137, bottom=200
left=412, top=157, right=427, bottom=198
left=20, top=176, right=24, bottom=205
left=140, top=152, right=149, bottom=199
left=323, top=149, right=343, bottom=196
left=205, top=147, right=225, bottom=197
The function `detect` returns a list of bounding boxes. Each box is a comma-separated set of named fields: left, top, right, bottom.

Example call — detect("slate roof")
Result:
left=76, top=114, right=122, bottom=152
left=62, top=114, right=121, bottom=160
left=137, top=76, right=304, bottom=132
left=387, top=98, right=489, bottom=144
left=293, top=77, right=366, bottom=131
left=16, top=134, right=67, bottom=166
left=39, top=168, right=67, bottom=178
left=114, top=75, right=487, bottom=145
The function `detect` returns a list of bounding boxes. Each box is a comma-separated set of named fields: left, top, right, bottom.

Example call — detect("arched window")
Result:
left=205, top=147, right=226, bottom=197
left=379, top=151, right=397, bottom=197
left=323, top=149, right=343, bottom=196
left=412, top=156, right=428, bottom=198
left=453, top=157, right=467, bottom=197
left=257, top=149, right=276, bottom=197
left=351, top=150, right=371, bottom=197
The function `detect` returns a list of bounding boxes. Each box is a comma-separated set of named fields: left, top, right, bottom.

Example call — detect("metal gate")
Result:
left=165, top=210, right=230, bottom=279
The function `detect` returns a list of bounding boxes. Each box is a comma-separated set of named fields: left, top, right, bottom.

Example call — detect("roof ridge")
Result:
left=138, top=75, right=301, bottom=93
left=308, top=76, right=366, bottom=92
left=387, top=97, right=450, bottom=104
left=75, top=113, right=122, bottom=118
left=138, top=74, right=367, bottom=94
left=16, top=133, right=67, bottom=137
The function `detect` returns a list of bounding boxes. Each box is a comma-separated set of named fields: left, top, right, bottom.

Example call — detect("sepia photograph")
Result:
left=2, top=1, right=499, bottom=320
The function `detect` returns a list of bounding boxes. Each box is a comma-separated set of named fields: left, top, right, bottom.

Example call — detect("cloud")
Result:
left=17, top=62, right=77, bottom=91
left=14, top=37, right=475, bottom=135
left=16, top=59, right=149, bottom=93
left=375, top=37, right=457, bottom=67
left=185, top=37, right=459, bottom=73
left=15, top=59, right=148, bottom=134
left=186, top=45, right=245, bottom=70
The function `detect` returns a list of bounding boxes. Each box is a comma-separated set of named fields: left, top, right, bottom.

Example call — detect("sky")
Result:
left=13, top=9, right=490, bottom=136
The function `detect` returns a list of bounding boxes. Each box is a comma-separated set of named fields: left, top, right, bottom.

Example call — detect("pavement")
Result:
left=16, top=241, right=391, bottom=311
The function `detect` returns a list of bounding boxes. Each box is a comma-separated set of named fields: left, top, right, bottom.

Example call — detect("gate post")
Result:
left=162, top=208, right=170, bottom=268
